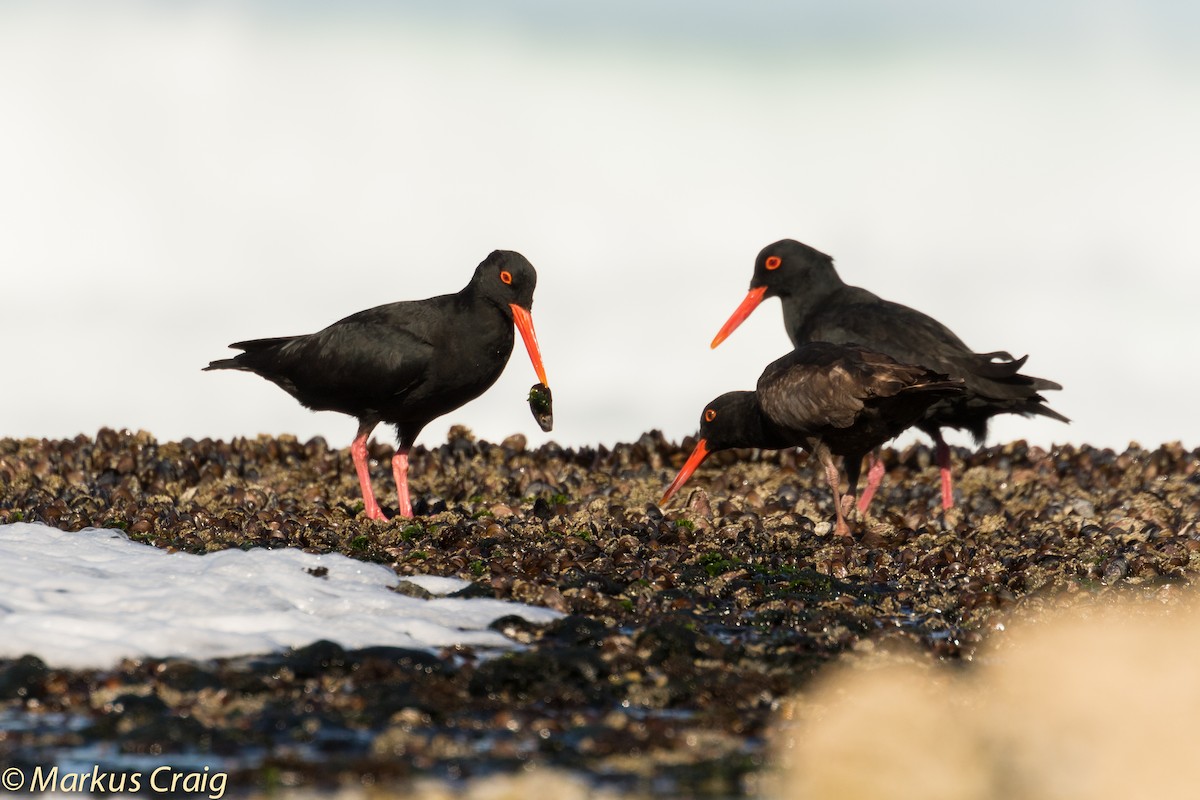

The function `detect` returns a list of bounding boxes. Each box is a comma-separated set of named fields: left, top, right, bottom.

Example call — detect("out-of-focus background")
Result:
left=2, top=0, right=1197, bottom=452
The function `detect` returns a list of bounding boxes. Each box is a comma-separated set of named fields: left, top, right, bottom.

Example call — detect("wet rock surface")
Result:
left=1, top=427, right=1198, bottom=796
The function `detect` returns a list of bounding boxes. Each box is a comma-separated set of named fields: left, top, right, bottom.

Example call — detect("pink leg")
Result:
left=391, top=446, right=414, bottom=518
left=351, top=423, right=388, bottom=521
left=934, top=433, right=954, bottom=510
left=856, top=451, right=886, bottom=513
left=818, top=448, right=849, bottom=537
left=839, top=494, right=857, bottom=532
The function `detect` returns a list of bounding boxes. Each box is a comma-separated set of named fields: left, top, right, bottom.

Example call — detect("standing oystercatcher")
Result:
left=205, top=250, right=549, bottom=520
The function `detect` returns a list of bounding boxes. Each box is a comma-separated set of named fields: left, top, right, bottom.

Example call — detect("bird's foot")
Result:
left=364, top=504, right=389, bottom=522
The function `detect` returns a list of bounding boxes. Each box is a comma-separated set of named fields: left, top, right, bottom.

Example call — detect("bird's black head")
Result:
left=472, top=250, right=538, bottom=312
left=751, top=239, right=840, bottom=299
left=660, top=391, right=766, bottom=506
left=711, top=239, right=841, bottom=349
left=470, top=249, right=549, bottom=387
left=697, top=391, right=769, bottom=451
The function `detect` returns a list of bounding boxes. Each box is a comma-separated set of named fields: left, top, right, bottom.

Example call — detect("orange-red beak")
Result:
left=510, top=304, right=549, bottom=387
left=710, top=285, right=767, bottom=349
left=660, top=438, right=710, bottom=506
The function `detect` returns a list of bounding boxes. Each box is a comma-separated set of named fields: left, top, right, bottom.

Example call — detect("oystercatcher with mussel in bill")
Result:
left=661, top=342, right=965, bottom=536
left=710, top=239, right=1068, bottom=510
left=205, top=250, right=549, bottom=520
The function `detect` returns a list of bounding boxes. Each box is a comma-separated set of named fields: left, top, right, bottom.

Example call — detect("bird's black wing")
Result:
left=803, top=289, right=971, bottom=372
left=809, top=290, right=1062, bottom=405
left=757, top=343, right=951, bottom=434
left=214, top=300, right=441, bottom=415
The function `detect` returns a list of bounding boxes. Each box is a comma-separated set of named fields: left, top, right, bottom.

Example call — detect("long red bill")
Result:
left=509, top=304, right=549, bottom=387
left=710, top=285, right=768, bottom=349
left=660, top=438, right=711, bottom=506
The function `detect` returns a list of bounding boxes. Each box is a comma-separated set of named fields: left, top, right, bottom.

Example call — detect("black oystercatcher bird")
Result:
left=710, top=239, right=1068, bottom=510
left=661, top=343, right=965, bottom=536
left=204, top=250, right=549, bottom=520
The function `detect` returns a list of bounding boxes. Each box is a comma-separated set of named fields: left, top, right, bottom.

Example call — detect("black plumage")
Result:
left=205, top=250, right=549, bottom=520
left=711, top=239, right=1067, bottom=508
left=661, top=342, right=964, bottom=535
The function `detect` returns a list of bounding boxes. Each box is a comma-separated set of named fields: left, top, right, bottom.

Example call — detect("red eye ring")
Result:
left=704, top=409, right=717, bottom=422
left=765, top=256, right=782, bottom=270
left=500, top=270, right=513, bottom=285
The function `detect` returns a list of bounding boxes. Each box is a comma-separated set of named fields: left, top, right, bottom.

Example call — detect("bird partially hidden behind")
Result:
left=710, top=239, right=1068, bottom=510
left=204, top=250, right=549, bottom=520
left=661, top=342, right=966, bottom=536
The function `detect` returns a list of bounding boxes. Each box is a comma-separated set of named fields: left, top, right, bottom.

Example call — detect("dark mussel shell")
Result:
left=528, top=383, right=553, bottom=432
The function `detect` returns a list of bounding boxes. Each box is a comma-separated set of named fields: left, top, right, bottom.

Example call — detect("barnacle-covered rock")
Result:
left=2, top=431, right=1199, bottom=797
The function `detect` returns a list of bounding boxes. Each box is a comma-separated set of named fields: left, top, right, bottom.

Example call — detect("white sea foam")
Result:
left=0, top=522, right=561, bottom=669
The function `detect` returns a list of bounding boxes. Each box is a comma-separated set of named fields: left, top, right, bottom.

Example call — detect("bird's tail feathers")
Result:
left=202, top=358, right=243, bottom=372
left=1027, top=401, right=1071, bottom=425
left=202, top=335, right=298, bottom=373
left=971, top=352, right=1063, bottom=394
left=227, top=335, right=298, bottom=353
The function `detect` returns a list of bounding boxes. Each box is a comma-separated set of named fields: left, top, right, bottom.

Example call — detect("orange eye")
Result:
left=704, top=409, right=717, bottom=422
left=765, top=256, right=782, bottom=270
left=500, top=270, right=513, bottom=285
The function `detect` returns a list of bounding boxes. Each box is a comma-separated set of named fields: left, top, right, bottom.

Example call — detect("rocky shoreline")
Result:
left=1, top=429, right=1198, bottom=797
